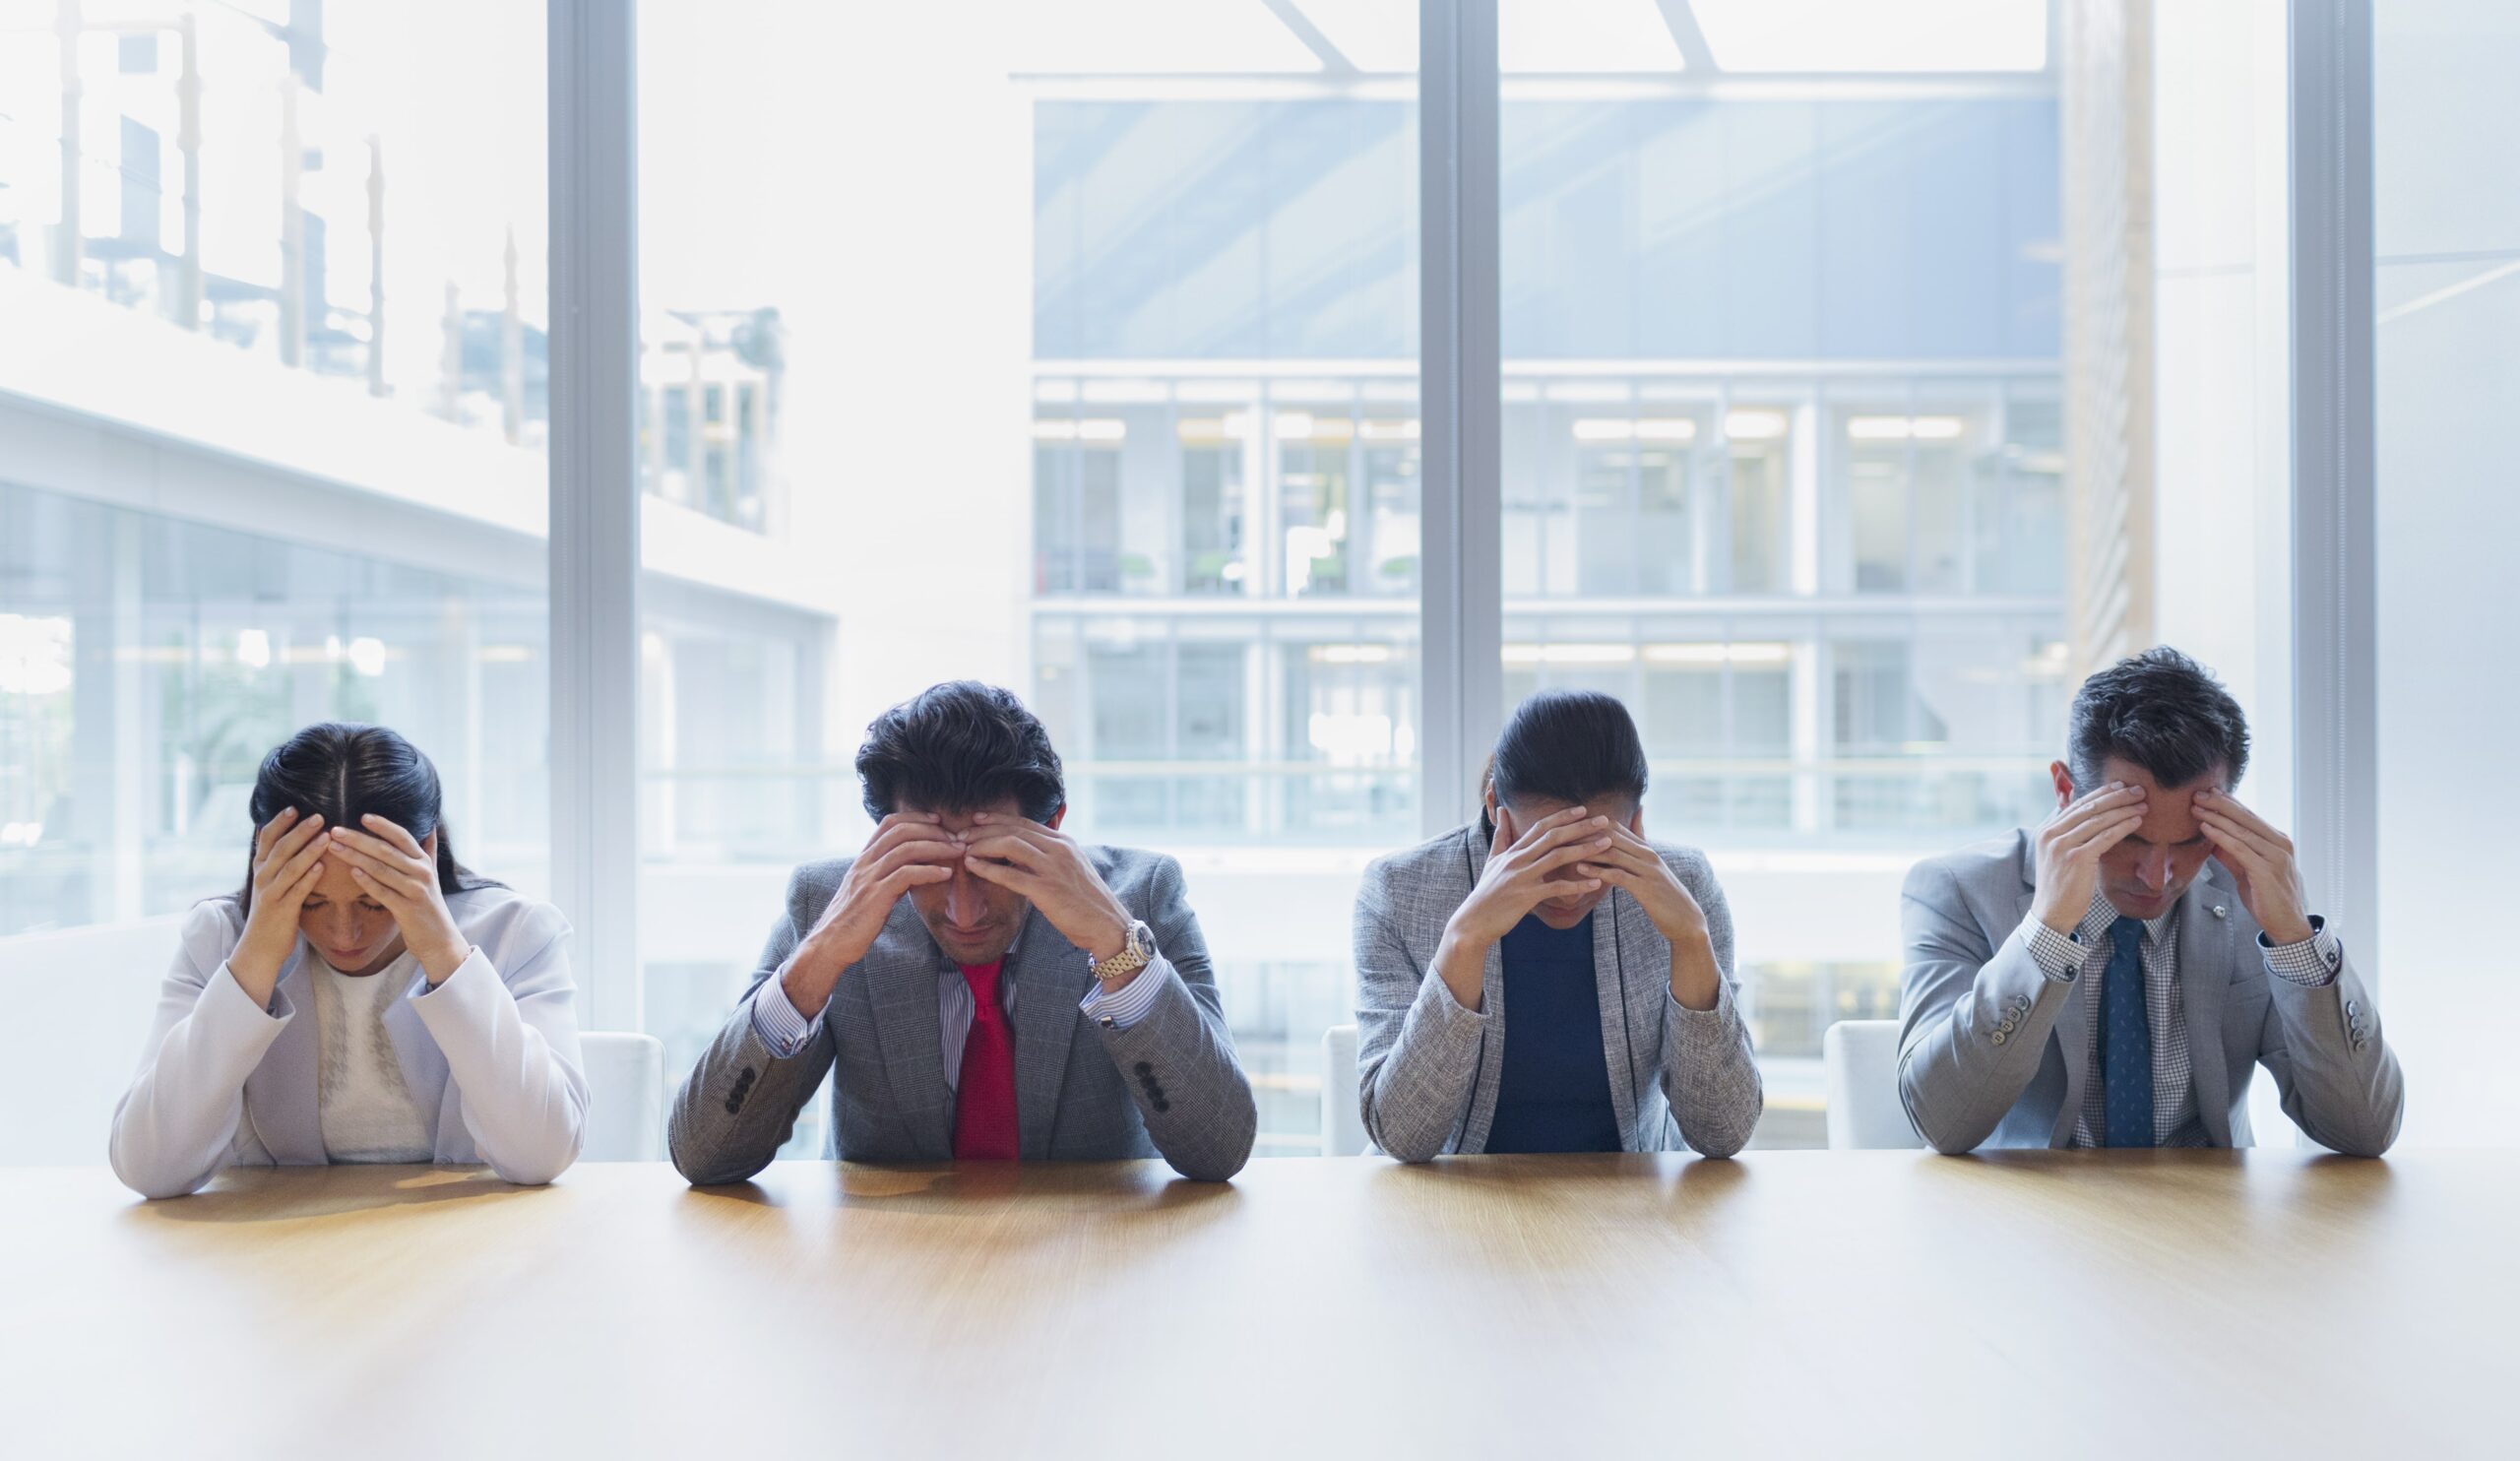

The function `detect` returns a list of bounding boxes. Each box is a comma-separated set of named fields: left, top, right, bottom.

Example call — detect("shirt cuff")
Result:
left=2023, top=921, right=2085, bottom=983
left=1079, top=955, right=1169, bottom=1031
left=2260, top=916, right=2342, bottom=987
left=749, top=967, right=824, bottom=1056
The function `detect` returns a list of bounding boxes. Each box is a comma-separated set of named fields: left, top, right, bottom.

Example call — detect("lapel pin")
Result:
left=2211, top=904, right=2229, bottom=920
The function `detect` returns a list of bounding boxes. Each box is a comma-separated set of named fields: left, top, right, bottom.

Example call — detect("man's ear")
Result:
left=1626, top=807, right=1645, bottom=837
left=1044, top=803, right=1067, bottom=832
left=422, top=830, right=439, bottom=858
left=2048, top=760, right=2076, bottom=811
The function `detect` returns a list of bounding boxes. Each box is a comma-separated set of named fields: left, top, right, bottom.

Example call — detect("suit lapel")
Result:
left=1591, top=890, right=1643, bottom=1152
left=2175, top=868, right=2237, bottom=1144
left=244, top=950, right=328, bottom=1164
left=865, top=900, right=955, bottom=1156
left=1008, top=908, right=1083, bottom=1160
left=1458, top=824, right=1507, bottom=1154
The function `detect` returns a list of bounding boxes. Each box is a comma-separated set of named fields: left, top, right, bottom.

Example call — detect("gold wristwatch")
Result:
left=1090, top=920, right=1156, bottom=984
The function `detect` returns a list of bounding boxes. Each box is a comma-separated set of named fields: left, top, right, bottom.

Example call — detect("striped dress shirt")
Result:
left=2025, top=889, right=2341, bottom=1148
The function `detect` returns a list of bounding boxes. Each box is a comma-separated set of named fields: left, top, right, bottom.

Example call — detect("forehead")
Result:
left=899, top=796, right=1025, bottom=834
left=2101, top=756, right=2220, bottom=845
left=1504, top=791, right=1637, bottom=821
left=303, top=858, right=372, bottom=904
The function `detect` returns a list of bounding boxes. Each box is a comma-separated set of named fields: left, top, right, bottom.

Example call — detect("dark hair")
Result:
left=1479, top=689, right=1651, bottom=838
left=2065, top=646, right=2251, bottom=794
left=236, top=723, right=490, bottom=914
left=856, top=680, right=1065, bottom=825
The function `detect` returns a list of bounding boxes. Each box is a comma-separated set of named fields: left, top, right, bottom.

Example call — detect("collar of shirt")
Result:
left=2077, top=888, right=2174, bottom=949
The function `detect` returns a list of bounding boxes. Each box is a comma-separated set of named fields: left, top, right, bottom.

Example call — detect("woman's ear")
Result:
left=422, top=830, right=439, bottom=858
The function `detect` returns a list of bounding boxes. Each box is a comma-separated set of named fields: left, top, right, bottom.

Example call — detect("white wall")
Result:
left=0, top=918, right=183, bottom=1165
left=2370, top=0, right=2520, bottom=1146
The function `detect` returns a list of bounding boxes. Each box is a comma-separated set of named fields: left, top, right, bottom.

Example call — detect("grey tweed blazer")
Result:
left=667, top=844, right=1257, bottom=1183
left=1354, top=822, right=1764, bottom=1162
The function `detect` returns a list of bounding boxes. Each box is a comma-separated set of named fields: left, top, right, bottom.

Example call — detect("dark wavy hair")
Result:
left=1478, top=689, right=1651, bottom=839
left=2065, top=645, right=2251, bottom=794
left=856, top=681, right=1066, bottom=824
left=235, top=723, right=491, bottom=914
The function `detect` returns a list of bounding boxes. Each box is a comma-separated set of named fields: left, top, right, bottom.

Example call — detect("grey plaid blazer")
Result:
left=667, top=845, right=1257, bottom=1183
left=1354, top=822, right=1764, bottom=1162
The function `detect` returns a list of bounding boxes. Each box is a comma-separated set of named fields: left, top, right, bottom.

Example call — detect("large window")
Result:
left=6, top=2, right=2488, bottom=1167
left=632, top=2, right=1419, bottom=1157
left=1496, top=21, right=2066, bottom=1142
left=0, top=1, right=549, bottom=1161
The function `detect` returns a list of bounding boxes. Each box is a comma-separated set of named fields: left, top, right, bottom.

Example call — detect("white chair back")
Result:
left=1321, top=1024, right=1366, bottom=1156
left=579, top=1031, right=666, bottom=1162
left=1821, top=1019, right=1924, bottom=1150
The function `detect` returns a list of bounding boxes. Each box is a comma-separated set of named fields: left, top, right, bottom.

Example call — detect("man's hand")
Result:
left=2193, top=790, right=2315, bottom=945
left=781, top=814, right=962, bottom=1015
left=2027, top=783, right=2148, bottom=936
left=960, top=814, right=1135, bottom=974
left=1573, top=823, right=1723, bottom=1010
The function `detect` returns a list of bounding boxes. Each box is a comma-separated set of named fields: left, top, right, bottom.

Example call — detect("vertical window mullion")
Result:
left=547, top=0, right=643, bottom=1032
left=1418, top=0, right=1502, bottom=837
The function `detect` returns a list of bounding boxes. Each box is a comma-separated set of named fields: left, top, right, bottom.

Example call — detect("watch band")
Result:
left=1091, top=920, right=1155, bottom=984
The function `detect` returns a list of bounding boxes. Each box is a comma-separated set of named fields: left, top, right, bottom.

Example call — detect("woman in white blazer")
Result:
left=109, top=723, right=588, bottom=1199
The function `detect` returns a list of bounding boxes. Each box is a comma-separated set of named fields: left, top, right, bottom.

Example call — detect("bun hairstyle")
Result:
left=1476, top=689, right=1651, bottom=840
left=235, top=722, right=491, bottom=914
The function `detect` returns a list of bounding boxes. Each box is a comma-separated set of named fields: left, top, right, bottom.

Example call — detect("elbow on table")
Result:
left=1909, top=1102, right=1992, bottom=1156
left=107, top=1112, right=215, bottom=1200
left=114, top=1159, right=213, bottom=1202
left=109, top=1143, right=213, bottom=1201
left=486, top=1133, right=583, bottom=1188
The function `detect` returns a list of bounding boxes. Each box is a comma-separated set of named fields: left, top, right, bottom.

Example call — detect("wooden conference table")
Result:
left=3, top=1151, right=2508, bottom=1460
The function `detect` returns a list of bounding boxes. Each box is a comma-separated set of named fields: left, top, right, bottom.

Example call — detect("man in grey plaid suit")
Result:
left=669, top=682, right=1256, bottom=1183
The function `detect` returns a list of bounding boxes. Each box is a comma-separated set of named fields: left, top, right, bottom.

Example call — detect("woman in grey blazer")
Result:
left=109, top=724, right=587, bottom=1198
left=1354, top=691, right=1762, bottom=1161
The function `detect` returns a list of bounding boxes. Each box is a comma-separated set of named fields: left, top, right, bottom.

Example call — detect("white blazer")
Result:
left=108, top=884, right=589, bottom=1198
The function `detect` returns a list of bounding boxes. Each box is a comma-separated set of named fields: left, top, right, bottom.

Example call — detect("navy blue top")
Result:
left=1484, top=911, right=1622, bottom=1154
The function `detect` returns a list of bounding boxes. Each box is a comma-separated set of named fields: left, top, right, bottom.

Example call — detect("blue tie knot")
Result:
left=2110, top=917, right=2146, bottom=955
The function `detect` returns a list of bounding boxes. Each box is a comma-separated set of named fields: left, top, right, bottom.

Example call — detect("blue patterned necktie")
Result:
left=2101, top=917, right=2154, bottom=1148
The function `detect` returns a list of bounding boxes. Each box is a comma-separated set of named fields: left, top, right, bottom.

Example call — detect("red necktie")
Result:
left=952, top=961, right=1020, bottom=1161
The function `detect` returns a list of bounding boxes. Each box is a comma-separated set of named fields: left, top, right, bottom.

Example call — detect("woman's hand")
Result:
left=1428, top=807, right=1613, bottom=1012
left=231, top=807, right=329, bottom=1006
left=327, top=816, right=471, bottom=985
left=1575, top=824, right=1723, bottom=1010
left=1448, top=806, right=1614, bottom=947
left=1573, top=824, right=1707, bottom=944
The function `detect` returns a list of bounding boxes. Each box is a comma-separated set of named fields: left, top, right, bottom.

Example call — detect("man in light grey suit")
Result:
left=1356, top=690, right=1763, bottom=1162
left=669, top=681, right=1256, bottom=1183
left=1898, top=647, right=2403, bottom=1156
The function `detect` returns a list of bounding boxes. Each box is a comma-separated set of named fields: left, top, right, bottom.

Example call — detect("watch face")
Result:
left=1129, top=921, right=1156, bottom=959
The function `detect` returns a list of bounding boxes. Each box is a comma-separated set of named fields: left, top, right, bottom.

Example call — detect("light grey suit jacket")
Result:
left=1896, top=829, right=2405, bottom=1156
left=1354, top=823, right=1764, bottom=1162
left=667, top=844, right=1257, bottom=1183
